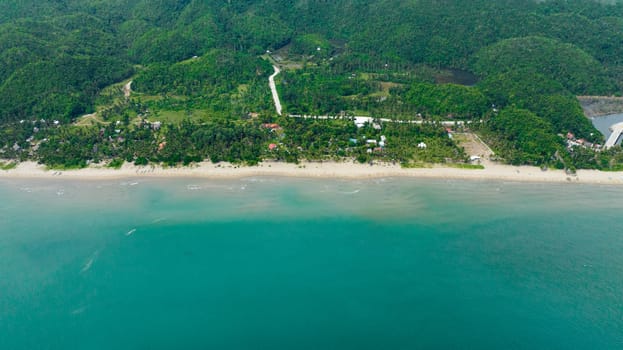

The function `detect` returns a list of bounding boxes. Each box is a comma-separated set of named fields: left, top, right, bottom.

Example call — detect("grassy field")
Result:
left=0, top=161, right=17, bottom=170
left=74, top=113, right=110, bottom=126
left=151, top=109, right=210, bottom=124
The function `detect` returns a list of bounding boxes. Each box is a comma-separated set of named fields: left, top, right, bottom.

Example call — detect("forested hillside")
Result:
left=2, top=0, right=623, bottom=169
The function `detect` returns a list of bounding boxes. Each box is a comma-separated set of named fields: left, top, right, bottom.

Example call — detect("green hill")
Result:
left=2, top=0, right=623, bottom=169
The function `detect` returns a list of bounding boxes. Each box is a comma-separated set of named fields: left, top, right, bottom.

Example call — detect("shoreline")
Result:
left=1, top=160, right=623, bottom=185
left=578, top=96, right=623, bottom=118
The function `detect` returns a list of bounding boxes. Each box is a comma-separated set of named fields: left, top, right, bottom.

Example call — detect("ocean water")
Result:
left=1, top=177, right=622, bottom=349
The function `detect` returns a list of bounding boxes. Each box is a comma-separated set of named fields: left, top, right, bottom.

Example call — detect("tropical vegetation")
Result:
left=2, top=0, right=623, bottom=170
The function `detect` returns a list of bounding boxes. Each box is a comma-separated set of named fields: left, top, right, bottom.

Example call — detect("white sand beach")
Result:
left=1, top=160, right=623, bottom=185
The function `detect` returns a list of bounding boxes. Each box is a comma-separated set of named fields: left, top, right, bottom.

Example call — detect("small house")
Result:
left=262, top=123, right=281, bottom=131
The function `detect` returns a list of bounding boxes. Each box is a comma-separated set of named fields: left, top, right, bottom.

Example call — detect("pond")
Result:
left=434, top=69, right=479, bottom=86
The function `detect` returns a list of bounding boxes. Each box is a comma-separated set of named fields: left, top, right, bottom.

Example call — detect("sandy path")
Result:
left=123, top=81, right=133, bottom=99
left=269, top=66, right=282, bottom=115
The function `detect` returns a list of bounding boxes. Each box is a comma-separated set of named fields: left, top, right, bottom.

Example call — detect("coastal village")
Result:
left=3, top=30, right=623, bottom=174
left=4, top=60, right=623, bottom=172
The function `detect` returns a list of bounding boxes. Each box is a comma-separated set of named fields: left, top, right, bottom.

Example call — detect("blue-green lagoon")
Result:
left=1, top=177, right=622, bottom=349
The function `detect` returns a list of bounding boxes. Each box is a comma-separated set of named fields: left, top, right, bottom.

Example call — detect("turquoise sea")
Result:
left=1, top=177, right=622, bottom=349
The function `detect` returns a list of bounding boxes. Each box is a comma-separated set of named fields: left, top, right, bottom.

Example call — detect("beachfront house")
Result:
left=379, top=135, right=387, bottom=148
left=470, top=155, right=481, bottom=163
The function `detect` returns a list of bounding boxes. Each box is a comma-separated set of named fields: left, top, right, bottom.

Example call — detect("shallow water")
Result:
left=1, top=178, right=622, bottom=349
